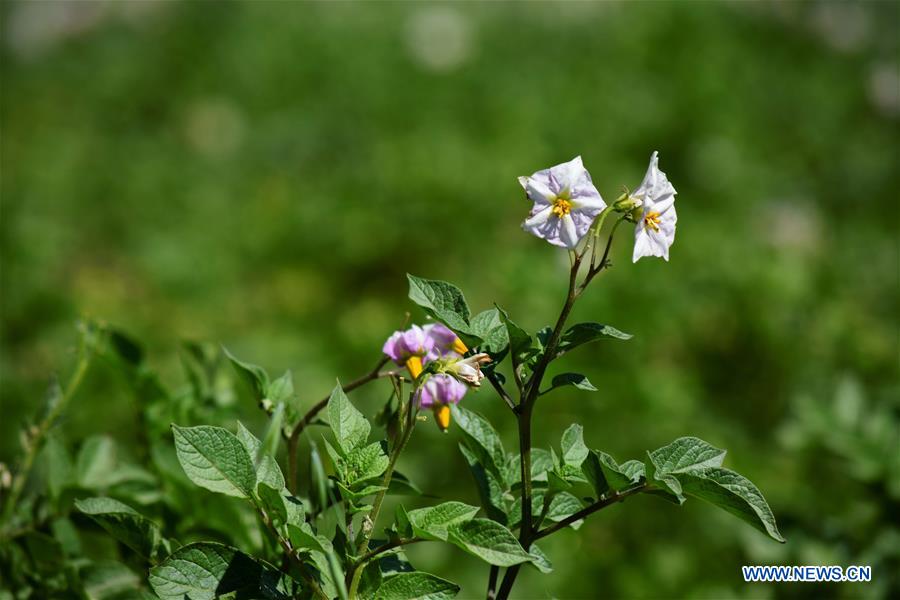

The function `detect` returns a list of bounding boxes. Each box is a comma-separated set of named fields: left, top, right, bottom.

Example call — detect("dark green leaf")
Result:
left=459, top=444, right=507, bottom=523
left=468, top=309, right=509, bottom=360
left=451, top=405, right=506, bottom=484
left=496, top=305, right=532, bottom=366
left=148, top=542, right=289, bottom=600
left=528, top=543, right=553, bottom=574
left=387, top=471, right=423, bottom=496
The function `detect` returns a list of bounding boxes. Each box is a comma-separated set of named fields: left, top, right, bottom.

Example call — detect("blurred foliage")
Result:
left=1, top=1, right=898, bottom=598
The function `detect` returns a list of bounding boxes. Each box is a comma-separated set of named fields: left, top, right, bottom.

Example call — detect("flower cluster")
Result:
left=383, top=323, right=490, bottom=431
left=520, top=152, right=678, bottom=261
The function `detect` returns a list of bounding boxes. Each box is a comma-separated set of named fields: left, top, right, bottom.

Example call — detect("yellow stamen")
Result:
left=405, top=356, right=423, bottom=379
left=452, top=337, right=468, bottom=355
left=434, top=404, right=451, bottom=432
left=643, top=211, right=661, bottom=232
left=551, top=197, right=573, bottom=218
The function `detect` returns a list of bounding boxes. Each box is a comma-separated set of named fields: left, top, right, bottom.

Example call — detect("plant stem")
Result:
left=347, top=391, right=418, bottom=598
left=1, top=346, right=92, bottom=531
left=287, top=356, right=392, bottom=493
left=486, top=565, right=499, bottom=600
left=534, top=483, right=648, bottom=540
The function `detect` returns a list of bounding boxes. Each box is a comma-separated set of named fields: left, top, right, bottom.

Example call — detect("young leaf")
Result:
left=545, top=492, right=584, bottom=529
left=406, top=274, right=479, bottom=344
left=679, top=467, right=785, bottom=542
left=223, top=347, right=269, bottom=400
left=235, top=422, right=285, bottom=491
left=583, top=450, right=645, bottom=497
left=406, top=502, right=480, bottom=541
left=327, top=381, right=370, bottom=454
left=543, top=373, right=598, bottom=395
left=268, top=370, right=295, bottom=405
left=560, top=424, right=589, bottom=467
left=148, top=542, right=287, bottom=600
left=172, top=425, right=256, bottom=498
left=375, top=571, right=460, bottom=600
left=259, top=402, right=285, bottom=462
left=75, top=497, right=166, bottom=562
left=447, top=519, right=533, bottom=567
left=344, top=442, right=390, bottom=486
left=387, top=471, right=423, bottom=496
left=44, top=434, right=73, bottom=501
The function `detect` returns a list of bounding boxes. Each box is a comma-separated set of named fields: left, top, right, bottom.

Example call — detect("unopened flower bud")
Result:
left=613, top=191, right=642, bottom=213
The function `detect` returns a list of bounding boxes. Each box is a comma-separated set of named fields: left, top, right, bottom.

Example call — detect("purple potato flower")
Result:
left=423, top=323, right=468, bottom=361
left=520, top=156, right=607, bottom=249
left=382, top=325, right=434, bottom=365
left=416, top=373, right=468, bottom=408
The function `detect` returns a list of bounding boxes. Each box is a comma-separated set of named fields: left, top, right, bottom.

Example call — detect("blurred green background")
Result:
left=2, top=1, right=898, bottom=598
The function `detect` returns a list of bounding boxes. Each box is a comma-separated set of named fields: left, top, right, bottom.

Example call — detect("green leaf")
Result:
left=388, top=471, right=423, bottom=496
left=583, top=450, right=645, bottom=496
left=468, top=309, right=509, bottom=360
left=76, top=436, right=118, bottom=489
left=648, top=437, right=727, bottom=474
left=259, top=402, right=285, bottom=463
left=358, top=562, right=383, bottom=600
left=44, top=434, right=73, bottom=500
left=527, top=543, right=553, bottom=574
left=496, top=305, right=532, bottom=366
left=544, top=373, right=598, bottom=395
left=406, top=275, right=475, bottom=340
left=223, top=347, right=269, bottom=400
left=268, top=370, right=295, bottom=404
left=75, top=497, right=166, bottom=562
left=288, top=522, right=332, bottom=555
left=560, top=424, right=589, bottom=467
left=172, top=425, right=256, bottom=498
left=148, top=542, right=288, bottom=600
left=555, top=322, right=632, bottom=357
left=257, top=483, right=288, bottom=529
left=451, top=405, right=506, bottom=484
left=459, top=444, right=507, bottom=523
left=447, top=519, right=533, bottom=567
left=344, top=442, right=390, bottom=486
left=545, top=492, right=584, bottom=528
left=679, top=467, right=785, bottom=542
left=79, top=560, right=143, bottom=599
left=327, top=381, right=371, bottom=454
left=375, top=571, right=460, bottom=600
left=406, top=502, right=480, bottom=541
left=235, top=422, right=286, bottom=491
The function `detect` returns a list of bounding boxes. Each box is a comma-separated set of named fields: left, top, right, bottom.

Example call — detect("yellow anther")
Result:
left=643, top=211, right=661, bottom=232
left=452, top=338, right=468, bottom=355
left=551, top=197, right=573, bottom=218
left=405, top=356, right=423, bottom=379
left=434, top=404, right=452, bottom=432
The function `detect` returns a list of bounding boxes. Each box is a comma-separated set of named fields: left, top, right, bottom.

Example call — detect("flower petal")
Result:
left=558, top=214, right=580, bottom=248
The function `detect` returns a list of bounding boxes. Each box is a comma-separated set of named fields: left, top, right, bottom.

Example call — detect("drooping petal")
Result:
left=631, top=152, right=677, bottom=262
left=518, top=175, right=555, bottom=205
left=634, top=151, right=676, bottom=204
